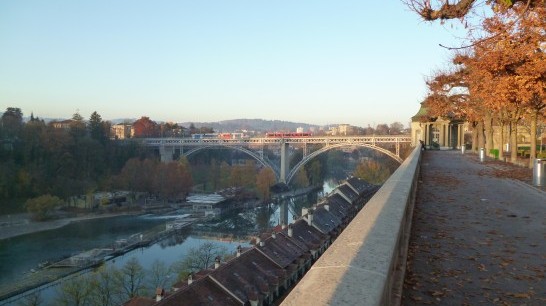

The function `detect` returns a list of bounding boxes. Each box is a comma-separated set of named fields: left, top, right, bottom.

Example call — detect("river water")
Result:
left=0, top=182, right=335, bottom=305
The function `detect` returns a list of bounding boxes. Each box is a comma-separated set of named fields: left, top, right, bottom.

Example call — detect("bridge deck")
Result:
left=403, top=151, right=546, bottom=305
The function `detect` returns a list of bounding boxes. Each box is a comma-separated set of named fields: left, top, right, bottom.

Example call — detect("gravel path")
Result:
left=403, top=151, right=546, bottom=305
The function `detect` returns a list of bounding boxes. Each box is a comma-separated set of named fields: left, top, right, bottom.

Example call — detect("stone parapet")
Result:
left=281, top=146, right=421, bottom=306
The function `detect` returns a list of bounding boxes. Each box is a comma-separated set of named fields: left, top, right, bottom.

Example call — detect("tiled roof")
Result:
left=207, top=248, right=284, bottom=303
left=156, top=277, right=242, bottom=306
left=255, top=232, right=307, bottom=269
left=309, top=206, right=342, bottom=234
left=288, top=220, right=326, bottom=250
left=123, top=297, right=156, bottom=306
left=321, top=194, right=353, bottom=220
left=346, top=177, right=377, bottom=194
left=336, top=185, right=359, bottom=203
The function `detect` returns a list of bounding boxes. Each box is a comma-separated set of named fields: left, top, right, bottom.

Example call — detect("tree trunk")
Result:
left=510, top=122, right=518, bottom=163
left=472, top=122, right=478, bottom=152
left=499, top=123, right=505, bottom=161
left=529, top=111, right=538, bottom=168
left=477, top=121, right=485, bottom=151
left=484, top=112, right=494, bottom=156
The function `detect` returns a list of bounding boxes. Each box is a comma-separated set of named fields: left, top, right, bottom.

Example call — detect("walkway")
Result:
left=403, top=151, right=546, bottom=305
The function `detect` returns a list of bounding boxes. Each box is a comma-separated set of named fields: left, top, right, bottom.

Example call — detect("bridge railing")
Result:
left=140, top=135, right=412, bottom=146
left=280, top=146, right=422, bottom=306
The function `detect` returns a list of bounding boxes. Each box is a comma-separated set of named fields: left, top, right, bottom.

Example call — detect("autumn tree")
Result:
left=419, top=3, right=545, bottom=164
left=462, top=4, right=545, bottom=163
left=153, top=161, right=193, bottom=201
left=25, top=194, right=63, bottom=221
left=354, top=159, right=391, bottom=185
left=403, top=0, right=542, bottom=21
left=133, top=116, right=159, bottom=138
left=228, top=160, right=256, bottom=188
left=256, top=167, right=276, bottom=201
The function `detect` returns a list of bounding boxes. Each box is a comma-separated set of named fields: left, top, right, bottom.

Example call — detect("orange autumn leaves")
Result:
left=422, top=4, right=545, bottom=162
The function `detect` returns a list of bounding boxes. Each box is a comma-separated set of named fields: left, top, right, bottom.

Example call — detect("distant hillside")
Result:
left=180, top=119, right=321, bottom=133
left=4, top=114, right=322, bottom=133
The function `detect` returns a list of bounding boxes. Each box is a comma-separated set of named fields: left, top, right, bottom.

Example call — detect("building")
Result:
left=410, top=102, right=467, bottom=149
left=411, top=102, right=546, bottom=156
left=50, top=119, right=75, bottom=130
left=187, top=194, right=226, bottom=217
left=111, top=123, right=134, bottom=139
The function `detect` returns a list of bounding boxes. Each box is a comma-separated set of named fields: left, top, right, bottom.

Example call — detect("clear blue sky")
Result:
left=0, top=0, right=467, bottom=127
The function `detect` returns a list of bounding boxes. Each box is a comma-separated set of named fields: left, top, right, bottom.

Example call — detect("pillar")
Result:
left=160, top=146, right=174, bottom=162
left=280, top=142, right=290, bottom=183
left=280, top=199, right=289, bottom=226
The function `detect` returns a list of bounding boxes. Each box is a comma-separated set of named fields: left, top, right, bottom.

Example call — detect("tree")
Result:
left=305, top=160, right=322, bottom=186
left=0, top=107, right=23, bottom=139
left=56, top=274, right=93, bottom=306
left=389, top=122, right=405, bottom=135
left=133, top=116, right=159, bottom=138
left=88, top=111, right=109, bottom=144
left=403, top=0, right=542, bottom=21
left=219, top=161, right=231, bottom=188
left=354, top=159, right=391, bottom=185
left=153, top=161, right=193, bottom=201
left=375, top=124, right=390, bottom=135
left=18, top=292, right=43, bottom=306
left=256, top=167, right=276, bottom=201
left=89, top=265, right=120, bottom=306
left=149, top=260, right=173, bottom=290
left=70, top=111, right=87, bottom=139
left=292, top=168, right=310, bottom=189
left=25, top=194, right=62, bottom=221
left=115, top=257, right=147, bottom=300
left=173, top=242, right=228, bottom=279
left=240, top=160, right=257, bottom=188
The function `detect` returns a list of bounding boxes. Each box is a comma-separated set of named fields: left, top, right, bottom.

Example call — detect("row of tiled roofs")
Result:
left=125, top=177, right=379, bottom=306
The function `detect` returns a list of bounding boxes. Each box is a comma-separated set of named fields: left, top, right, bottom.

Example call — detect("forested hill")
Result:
left=180, top=119, right=321, bottom=132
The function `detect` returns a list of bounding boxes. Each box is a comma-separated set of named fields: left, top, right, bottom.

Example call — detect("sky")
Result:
left=0, top=0, right=470, bottom=127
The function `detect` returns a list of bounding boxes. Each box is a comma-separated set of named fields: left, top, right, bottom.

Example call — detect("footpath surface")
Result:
left=402, top=150, right=546, bottom=305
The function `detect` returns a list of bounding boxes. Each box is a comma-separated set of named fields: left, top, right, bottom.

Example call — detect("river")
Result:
left=0, top=182, right=335, bottom=305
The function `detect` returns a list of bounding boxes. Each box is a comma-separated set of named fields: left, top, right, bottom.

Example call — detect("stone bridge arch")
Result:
left=183, top=145, right=280, bottom=181
left=285, top=143, right=402, bottom=185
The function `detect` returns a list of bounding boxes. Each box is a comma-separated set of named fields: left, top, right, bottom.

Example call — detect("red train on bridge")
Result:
left=265, top=132, right=312, bottom=138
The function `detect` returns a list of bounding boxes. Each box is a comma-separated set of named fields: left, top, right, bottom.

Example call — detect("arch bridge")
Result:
left=142, top=136, right=412, bottom=184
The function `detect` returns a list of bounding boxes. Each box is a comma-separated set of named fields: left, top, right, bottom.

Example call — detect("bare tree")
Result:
left=18, top=292, right=43, bottom=306
left=115, top=257, right=147, bottom=300
left=172, top=242, right=228, bottom=279
left=56, top=274, right=93, bottom=306
left=89, top=266, right=120, bottom=306
left=149, top=260, right=173, bottom=290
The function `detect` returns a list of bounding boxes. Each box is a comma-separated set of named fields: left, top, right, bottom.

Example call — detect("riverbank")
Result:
left=0, top=211, right=142, bottom=241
